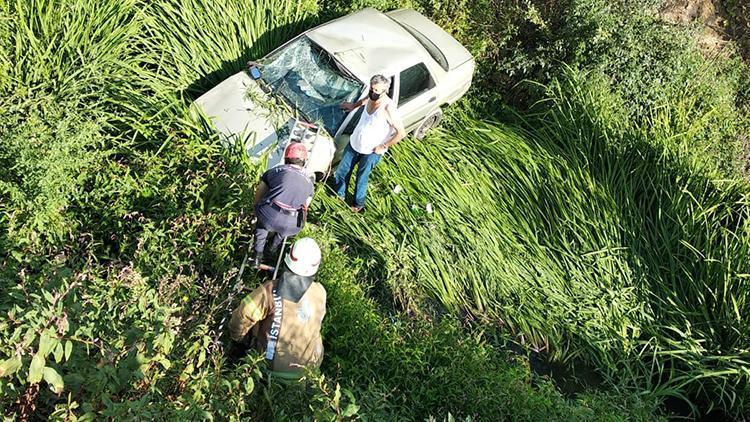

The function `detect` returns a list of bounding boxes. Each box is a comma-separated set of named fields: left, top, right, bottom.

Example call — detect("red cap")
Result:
left=284, top=142, right=308, bottom=161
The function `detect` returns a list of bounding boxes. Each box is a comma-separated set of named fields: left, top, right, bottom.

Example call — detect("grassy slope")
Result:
left=0, top=0, right=661, bottom=419
left=320, top=78, right=750, bottom=415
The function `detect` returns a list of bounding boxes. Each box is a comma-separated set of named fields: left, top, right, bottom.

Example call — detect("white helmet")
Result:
left=284, top=237, right=321, bottom=277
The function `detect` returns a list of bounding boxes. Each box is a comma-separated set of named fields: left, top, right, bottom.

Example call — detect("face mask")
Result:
left=368, top=89, right=383, bottom=101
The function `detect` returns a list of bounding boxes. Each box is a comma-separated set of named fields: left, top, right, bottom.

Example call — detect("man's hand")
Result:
left=374, top=144, right=387, bottom=155
left=340, top=102, right=355, bottom=112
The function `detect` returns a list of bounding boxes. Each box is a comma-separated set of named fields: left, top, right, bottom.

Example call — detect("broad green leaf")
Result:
left=156, top=356, right=171, bottom=370
left=53, top=342, right=64, bottom=363
left=28, top=353, right=45, bottom=383
left=342, top=403, right=359, bottom=418
left=244, top=377, right=254, bottom=394
left=333, top=383, right=341, bottom=407
left=42, top=290, right=55, bottom=304
left=22, top=327, right=36, bottom=348
left=11, top=250, right=23, bottom=262
left=0, top=356, right=22, bottom=377
left=197, top=350, right=205, bottom=368
left=179, top=363, right=194, bottom=382
left=10, top=326, right=23, bottom=342
left=64, top=340, right=73, bottom=361
left=43, top=367, right=64, bottom=394
left=39, top=333, right=55, bottom=357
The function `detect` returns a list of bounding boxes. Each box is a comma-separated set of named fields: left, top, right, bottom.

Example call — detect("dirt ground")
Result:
left=659, top=0, right=750, bottom=60
left=723, top=0, right=750, bottom=62
left=660, top=1, right=750, bottom=177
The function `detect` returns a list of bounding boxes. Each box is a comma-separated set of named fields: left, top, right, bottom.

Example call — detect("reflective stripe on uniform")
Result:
left=241, top=295, right=264, bottom=322
left=265, top=287, right=284, bottom=362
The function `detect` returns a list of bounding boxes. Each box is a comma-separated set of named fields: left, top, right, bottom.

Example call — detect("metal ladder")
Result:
left=287, top=118, right=320, bottom=170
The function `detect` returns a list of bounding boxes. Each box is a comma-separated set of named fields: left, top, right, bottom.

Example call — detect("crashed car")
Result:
left=193, top=8, right=475, bottom=180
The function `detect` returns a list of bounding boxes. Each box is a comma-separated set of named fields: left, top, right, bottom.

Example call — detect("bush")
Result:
left=0, top=100, right=105, bottom=251
left=413, top=0, right=750, bottom=177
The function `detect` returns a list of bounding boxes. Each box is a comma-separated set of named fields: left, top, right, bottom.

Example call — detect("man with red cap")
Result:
left=251, top=142, right=314, bottom=266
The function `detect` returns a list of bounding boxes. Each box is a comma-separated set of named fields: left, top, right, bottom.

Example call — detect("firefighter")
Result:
left=229, top=237, right=326, bottom=379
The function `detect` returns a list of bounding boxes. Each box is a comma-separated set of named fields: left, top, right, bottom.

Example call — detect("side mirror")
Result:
left=247, top=61, right=261, bottom=80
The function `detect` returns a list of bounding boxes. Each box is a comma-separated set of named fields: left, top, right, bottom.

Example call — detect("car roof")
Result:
left=306, top=8, right=431, bottom=82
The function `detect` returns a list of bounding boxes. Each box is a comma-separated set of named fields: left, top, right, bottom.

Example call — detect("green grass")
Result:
left=318, top=69, right=750, bottom=416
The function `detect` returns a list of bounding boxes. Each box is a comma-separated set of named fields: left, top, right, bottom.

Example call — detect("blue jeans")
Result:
left=333, top=143, right=382, bottom=208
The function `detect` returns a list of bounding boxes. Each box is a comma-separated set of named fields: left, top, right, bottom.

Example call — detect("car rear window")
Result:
left=393, top=22, right=449, bottom=72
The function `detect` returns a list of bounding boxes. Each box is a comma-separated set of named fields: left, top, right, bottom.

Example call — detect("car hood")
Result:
left=192, top=71, right=334, bottom=175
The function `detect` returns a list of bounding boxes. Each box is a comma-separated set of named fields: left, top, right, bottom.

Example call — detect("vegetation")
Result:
left=2, top=0, right=750, bottom=419
left=330, top=69, right=750, bottom=416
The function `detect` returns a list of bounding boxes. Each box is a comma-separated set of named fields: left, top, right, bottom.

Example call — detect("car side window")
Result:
left=398, top=63, right=434, bottom=105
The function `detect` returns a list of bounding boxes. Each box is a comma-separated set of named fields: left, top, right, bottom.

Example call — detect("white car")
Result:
left=194, top=8, right=475, bottom=180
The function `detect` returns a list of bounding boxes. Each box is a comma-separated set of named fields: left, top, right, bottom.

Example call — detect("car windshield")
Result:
left=259, top=36, right=363, bottom=135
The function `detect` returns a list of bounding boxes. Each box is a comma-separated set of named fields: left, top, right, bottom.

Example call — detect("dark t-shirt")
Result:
left=257, top=164, right=314, bottom=213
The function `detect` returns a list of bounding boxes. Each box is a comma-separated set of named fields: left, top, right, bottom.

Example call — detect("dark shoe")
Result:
left=264, top=242, right=282, bottom=263
left=262, top=250, right=278, bottom=265
left=226, top=338, right=253, bottom=365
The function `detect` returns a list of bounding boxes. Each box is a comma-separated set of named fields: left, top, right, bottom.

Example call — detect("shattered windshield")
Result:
left=259, top=36, right=363, bottom=135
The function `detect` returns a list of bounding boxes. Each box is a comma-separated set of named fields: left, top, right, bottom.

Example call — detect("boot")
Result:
left=264, top=234, right=282, bottom=263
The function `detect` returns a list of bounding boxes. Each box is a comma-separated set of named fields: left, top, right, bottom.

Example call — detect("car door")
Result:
left=393, top=62, right=439, bottom=132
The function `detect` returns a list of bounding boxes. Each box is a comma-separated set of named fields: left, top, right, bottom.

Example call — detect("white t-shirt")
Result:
left=350, top=99, right=395, bottom=154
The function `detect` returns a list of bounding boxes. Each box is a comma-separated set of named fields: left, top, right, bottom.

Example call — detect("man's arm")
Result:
left=252, top=180, right=269, bottom=210
left=375, top=103, right=406, bottom=153
left=341, top=97, right=368, bottom=111
left=229, top=284, right=271, bottom=341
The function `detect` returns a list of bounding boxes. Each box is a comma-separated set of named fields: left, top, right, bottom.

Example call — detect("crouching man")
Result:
left=229, top=237, right=326, bottom=379
left=252, top=142, right=314, bottom=266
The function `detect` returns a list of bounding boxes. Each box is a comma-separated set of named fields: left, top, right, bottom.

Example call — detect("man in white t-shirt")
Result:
left=333, top=75, right=406, bottom=212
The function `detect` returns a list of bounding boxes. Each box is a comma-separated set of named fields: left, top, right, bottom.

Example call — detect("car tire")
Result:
left=413, top=109, right=443, bottom=140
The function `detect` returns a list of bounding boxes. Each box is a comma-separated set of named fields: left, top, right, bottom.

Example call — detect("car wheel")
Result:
left=413, top=109, right=443, bottom=140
